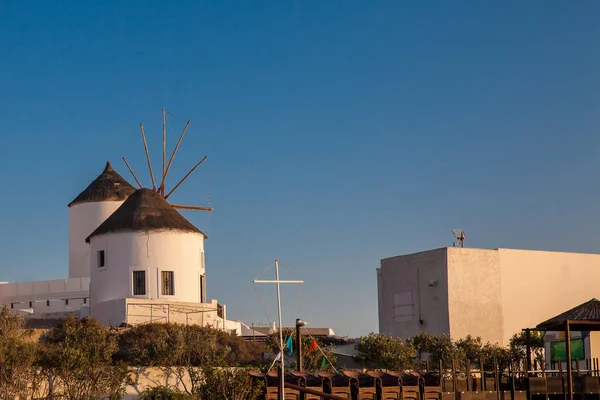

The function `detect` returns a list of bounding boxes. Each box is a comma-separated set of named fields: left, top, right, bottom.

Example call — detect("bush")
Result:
left=136, top=386, right=191, bottom=400
left=354, top=332, right=416, bottom=370
left=39, top=316, right=131, bottom=400
left=195, top=367, right=263, bottom=400
left=118, top=323, right=268, bottom=367
left=0, top=306, right=45, bottom=399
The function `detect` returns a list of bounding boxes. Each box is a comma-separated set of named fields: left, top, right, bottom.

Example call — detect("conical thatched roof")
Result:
left=85, top=188, right=206, bottom=242
left=536, top=298, right=600, bottom=330
left=68, top=161, right=137, bottom=207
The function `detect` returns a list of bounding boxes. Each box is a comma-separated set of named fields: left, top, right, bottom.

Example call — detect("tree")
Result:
left=509, top=331, right=545, bottom=368
left=408, top=332, right=513, bottom=371
left=40, top=316, right=131, bottom=400
left=354, top=333, right=416, bottom=370
left=408, top=332, right=462, bottom=369
left=0, top=306, right=46, bottom=399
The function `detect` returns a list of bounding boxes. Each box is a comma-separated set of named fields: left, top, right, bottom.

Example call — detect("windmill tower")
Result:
left=68, top=161, right=137, bottom=279
left=87, top=110, right=213, bottom=320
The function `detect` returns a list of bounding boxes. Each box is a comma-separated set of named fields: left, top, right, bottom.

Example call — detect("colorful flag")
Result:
left=285, top=335, right=294, bottom=356
left=306, top=339, right=318, bottom=356
left=320, top=357, right=329, bottom=369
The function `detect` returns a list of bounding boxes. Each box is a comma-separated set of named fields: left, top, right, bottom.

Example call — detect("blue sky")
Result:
left=0, top=1, right=599, bottom=337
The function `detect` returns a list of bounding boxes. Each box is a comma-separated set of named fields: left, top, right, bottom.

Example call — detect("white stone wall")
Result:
left=0, top=278, right=90, bottom=313
left=89, top=230, right=206, bottom=308
left=69, top=201, right=126, bottom=279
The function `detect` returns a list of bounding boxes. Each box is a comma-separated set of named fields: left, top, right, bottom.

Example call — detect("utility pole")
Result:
left=296, top=318, right=305, bottom=371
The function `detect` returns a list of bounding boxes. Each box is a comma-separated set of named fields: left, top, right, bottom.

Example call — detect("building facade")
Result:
left=377, top=247, right=600, bottom=345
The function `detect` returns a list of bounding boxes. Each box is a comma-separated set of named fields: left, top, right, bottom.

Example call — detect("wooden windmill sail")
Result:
left=122, top=108, right=213, bottom=213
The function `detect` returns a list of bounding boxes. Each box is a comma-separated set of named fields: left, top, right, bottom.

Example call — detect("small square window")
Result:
left=161, top=271, right=174, bottom=296
left=133, top=271, right=146, bottom=295
left=97, top=251, right=105, bottom=268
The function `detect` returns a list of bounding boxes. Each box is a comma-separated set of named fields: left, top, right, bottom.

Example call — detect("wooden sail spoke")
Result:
left=161, top=120, right=190, bottom=192
left=164, top=156, right=208, bottom=199
left=170, top=203, right=213, bottom=211
left=140, top=122, right=156, bottom=190
left=161, top=108, right=167, bottom=196
left=122, top=157, right=143, bottom=189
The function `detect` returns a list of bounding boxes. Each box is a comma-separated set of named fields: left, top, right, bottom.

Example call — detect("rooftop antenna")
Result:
left=123, top=108, right=213, bottom=213
left=452, top=229, right=466, bottom=248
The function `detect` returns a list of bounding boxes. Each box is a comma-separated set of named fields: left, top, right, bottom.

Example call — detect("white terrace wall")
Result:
left=0, top=277, right=90, bottom=313
left=91, top=298, right=241, bottom=334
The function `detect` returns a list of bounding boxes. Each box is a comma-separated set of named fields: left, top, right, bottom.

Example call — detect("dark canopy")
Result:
left=86, top=188, right=206, bottom=242
left=68, top=161, right=137, bottom=207
left=536, top=298, right=600, bottom=331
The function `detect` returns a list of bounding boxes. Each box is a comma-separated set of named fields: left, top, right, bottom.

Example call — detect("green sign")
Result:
left=550, top=339, right=585, bottom=362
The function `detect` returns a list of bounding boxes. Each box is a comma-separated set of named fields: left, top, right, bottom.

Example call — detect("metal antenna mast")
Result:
left=452, top=229, right=466, bottom=248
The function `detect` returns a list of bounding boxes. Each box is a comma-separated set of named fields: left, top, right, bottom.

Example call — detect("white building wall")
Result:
left=446, top=248, right=504, bottom=344
left=89, top=230, right=206, bottom=311
left=377, top=248, right=450, bottom=339
left=69, top=201, right=126, bottom=279
left=497, top=248, right=600, bottom=345
left=378, top=247, right=600, bottom=346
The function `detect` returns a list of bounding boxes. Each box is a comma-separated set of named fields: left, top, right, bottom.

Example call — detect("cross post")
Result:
left=254, top=259, right=304, bottom=400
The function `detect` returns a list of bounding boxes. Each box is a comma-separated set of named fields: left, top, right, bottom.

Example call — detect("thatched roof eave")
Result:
left=85, top=188, right=207, bottom=242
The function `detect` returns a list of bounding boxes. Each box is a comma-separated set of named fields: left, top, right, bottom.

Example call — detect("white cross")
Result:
left=254, top=259, right=303, bottom=400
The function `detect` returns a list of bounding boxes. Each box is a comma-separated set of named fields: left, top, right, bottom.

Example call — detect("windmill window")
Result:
left=133, top=271, right=146, bottom=296
left=161, top=271, right=175, bottom=296
left=97, top=251, right=105, bottom=268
